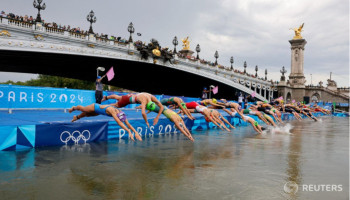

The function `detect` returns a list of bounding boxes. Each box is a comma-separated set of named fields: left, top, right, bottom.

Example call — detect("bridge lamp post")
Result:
left=33, top=0, right=46, bottom=23
left=172, top=36, right=178, bottom=54
left=196, top=44, right=201, bottom=59
left=255, top=65, right=258, bottom=77
left=230, top=56, right=234, bottom=70
left=265, top=69, right=267, bottom=80
left=87, top=10, right=97, bottom=34
left=214, top=50, right=219, bottom=65
left=128, top=22, right=135, bottom=43
left=244, top=61, right=247, bottom=74
left=96, top=67, right=105, bottom=77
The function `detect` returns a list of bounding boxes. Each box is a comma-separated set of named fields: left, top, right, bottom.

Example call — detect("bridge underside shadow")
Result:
left=0, top=50, right=245, bottom=99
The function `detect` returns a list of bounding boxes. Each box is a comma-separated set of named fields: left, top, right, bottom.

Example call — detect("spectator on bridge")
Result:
left=238, top=93, right=244, bottom=109
left=95, top=75, right=106, bottom=104
left=201, top=87, right=209, bottom=99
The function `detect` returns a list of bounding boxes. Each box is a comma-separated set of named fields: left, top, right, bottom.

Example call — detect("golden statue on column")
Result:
left=291, top=23, right=304, bottom=40
left=181, top=36, right=191, bottom=50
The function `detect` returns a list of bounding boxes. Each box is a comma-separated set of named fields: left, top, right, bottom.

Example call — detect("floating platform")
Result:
left=0, top=109, right=340, bottom=151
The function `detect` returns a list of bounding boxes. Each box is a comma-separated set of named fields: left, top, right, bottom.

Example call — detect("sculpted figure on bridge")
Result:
left=181, top=36, right=191, bottom=50
left=290, top=23, right=304, bottom=40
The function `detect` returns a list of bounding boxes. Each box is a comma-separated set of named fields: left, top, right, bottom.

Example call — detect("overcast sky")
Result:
left=0, top=0, right=349, bottom=87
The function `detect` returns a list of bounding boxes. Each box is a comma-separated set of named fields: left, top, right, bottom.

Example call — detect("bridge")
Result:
left=0, top=17, right=276, bottom=101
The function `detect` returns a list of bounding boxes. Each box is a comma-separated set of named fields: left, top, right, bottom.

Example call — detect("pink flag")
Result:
left=251, top=91, right=256, bottom=98
left=212, top=86, right=218, bottom=94
left=106, top=67, right=115, bottom=81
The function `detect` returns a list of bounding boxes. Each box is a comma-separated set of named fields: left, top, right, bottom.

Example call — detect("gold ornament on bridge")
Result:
left=152, top=47, right=161, bottom=57
left=34, top=34, right=44, bottom=41
left=0, top=30, right=11, bottom=37
left=181, top=36, right=191, bottom=50
left=290, top=23, right=304, bottom=40
left=87, top=44, right=95, bottom=48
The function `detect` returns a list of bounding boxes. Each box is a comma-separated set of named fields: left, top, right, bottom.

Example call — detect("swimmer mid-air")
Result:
left=103, top=92, right=164, bottom=127
left=69, top=103, right=142, bottom=141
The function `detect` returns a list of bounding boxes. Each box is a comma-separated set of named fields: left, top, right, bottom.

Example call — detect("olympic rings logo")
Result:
left=60, top=130, right=91, bottom=144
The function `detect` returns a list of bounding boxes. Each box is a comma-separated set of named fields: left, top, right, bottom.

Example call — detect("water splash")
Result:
left=270, top=123, right=293, bottom=134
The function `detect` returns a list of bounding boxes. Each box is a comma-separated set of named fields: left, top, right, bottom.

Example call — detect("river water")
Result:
left=0, top=116, right=348, bottom=200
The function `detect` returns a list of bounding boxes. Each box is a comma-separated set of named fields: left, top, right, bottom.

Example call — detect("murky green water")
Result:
left=0, top=117, right=348, bottom=200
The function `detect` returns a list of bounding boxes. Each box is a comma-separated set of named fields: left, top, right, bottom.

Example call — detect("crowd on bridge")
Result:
left=0, top=10, right=130, bottom=43
left=68, top=88, right=332, bottom=142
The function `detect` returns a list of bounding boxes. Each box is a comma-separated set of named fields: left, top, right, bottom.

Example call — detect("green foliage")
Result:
left=0, top=75, right=96, bottom=90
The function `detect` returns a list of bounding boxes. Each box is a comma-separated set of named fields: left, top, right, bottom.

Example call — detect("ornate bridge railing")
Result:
left=0, top=18, right=276, bottom=101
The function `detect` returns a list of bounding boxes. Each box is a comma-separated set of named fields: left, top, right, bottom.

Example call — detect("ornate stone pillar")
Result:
left=289, top=39, right=307, bottom=88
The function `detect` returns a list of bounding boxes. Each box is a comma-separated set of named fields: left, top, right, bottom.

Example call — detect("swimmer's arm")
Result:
left=250, top=121, right=261, bottom=134
left=140, top=102, right=150, bottom=128
left=152, top=96, right=164, bottom=125
left=235, top=108, right=246, bottom=121
left=210, top=102, right=225, bottom=108
left=112, top=114, right=134, bottom=141
left=125, top=119, right=141, bottom=140
left=135, top=105, right=142, bottom=109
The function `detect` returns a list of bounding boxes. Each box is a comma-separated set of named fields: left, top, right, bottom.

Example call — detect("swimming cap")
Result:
left=204, top=116, right=211, bottom=122
left=263, top=100, right=268, bottom=103
left=254, top=121, right=258, bottom=127
left=273, top=109, right=276, bottom=113
left=117, top=111, right=126, bottom=122
left=212, top=98, right=217, bottom=103
left=238, top=105, right=242, bottom=111
left=281, top=100, right=284, bottom=103
left=146, top=102, right=156, bottom=111
left=97, top=76, right=101, bottom=79
left=204, top=87, right=207, bottom=90
left=180, top=102, right=187, bottom=109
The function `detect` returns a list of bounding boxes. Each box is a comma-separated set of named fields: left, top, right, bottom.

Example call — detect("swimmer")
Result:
left=145, top=103, right=194, bottom=142
left=217, top=99, right=246, bottom=121
left=256, top=101, right=282, bottom=124
left=198, top=98, right=225, bottom=109
left=231, top=109, right=265, bottom=134
left=184, top=102, right=229, bottom=131
left=208, top=109, right=235, bottom=129
left=102, top=92, right=164, bottom=127
left=242, top=107, right=271, bottom=125
left=283, top=105, right=303, bottom=121
left=160, top=97, right=195, bottom=120
left=68, top=103, right=142, bottom=141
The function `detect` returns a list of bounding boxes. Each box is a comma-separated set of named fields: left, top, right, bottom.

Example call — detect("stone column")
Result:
left=289, top=39, right=307, bottom=88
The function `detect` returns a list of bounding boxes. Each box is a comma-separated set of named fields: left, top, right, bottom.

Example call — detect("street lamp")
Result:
left=33, top=0, right=46, bottom=23
left=96, top=67, right=105, bottom=77
left=172, top=36, right=178, bottom=54
left=280, top=66, right=287, bottom=82
left=244, top=61, right=247, bottom=74
left=127, top=22, right=135, bottom=43
left=255, top=65, right=258, bottom=77
left=265, top=69, right=267, bottom=80
left=86, top=10, right=97, bottom=34
left=214, top=50, right=219, bottom=65
left=230, top=56, right=234, bottom=70
left=196, top=44, right=201, bottom=59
